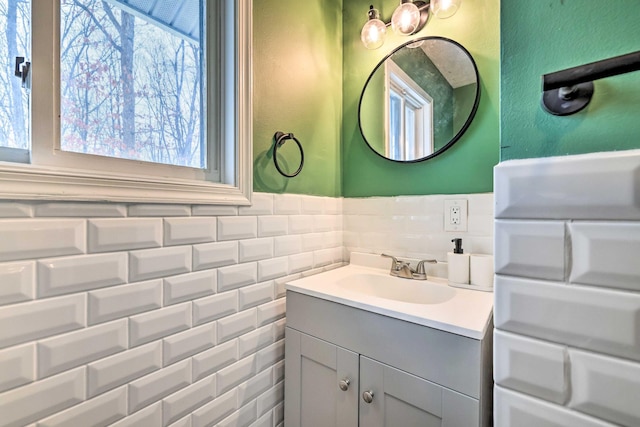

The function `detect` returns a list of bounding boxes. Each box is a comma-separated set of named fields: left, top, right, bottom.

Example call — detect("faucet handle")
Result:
left=381, top=253, right=399, bottom=266
left=415, top=259, right=437, bottom=274
left=381, top=253, right=407, bottom=272
left=381, top=253, right=397, bottom=261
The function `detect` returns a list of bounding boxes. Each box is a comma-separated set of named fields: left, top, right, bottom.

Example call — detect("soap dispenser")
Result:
left=448, top=238, right=470, bottom=285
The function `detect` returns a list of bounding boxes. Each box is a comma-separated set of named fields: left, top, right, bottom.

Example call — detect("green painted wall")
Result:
left=252, top=0, right=343, bottom=196
left=342, top=0, right=500, bottom=197
left=501, top=1, right=640, bottom=161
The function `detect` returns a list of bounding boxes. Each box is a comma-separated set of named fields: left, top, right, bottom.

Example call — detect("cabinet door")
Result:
left=359, top=356, right=479, bottom=427
left=285, top=328, right=359, bottom=427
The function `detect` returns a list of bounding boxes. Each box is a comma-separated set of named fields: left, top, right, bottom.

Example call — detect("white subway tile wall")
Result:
left=494, top=220, right=566, bottom=281
left=494, top=149, right=640, bottom=427
left=0, top=344, right=35, bottom=393
left=1, top=367, right=86, bottom=426
left=0, top=193, right=344, bottom=427
left=495, top=387, right=616, bottom=427
left=0, top=219, right=86, bottom=262
left=493, top=330, right=569, bottom=405
left=0, top=191, right=493, bottom=426
left=343, top=193, right=495, bottom=262
left=0, top=261, right=35, bottom=305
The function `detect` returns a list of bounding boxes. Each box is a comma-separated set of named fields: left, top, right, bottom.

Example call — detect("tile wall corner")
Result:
left=493, top=149, right=640, bottom=427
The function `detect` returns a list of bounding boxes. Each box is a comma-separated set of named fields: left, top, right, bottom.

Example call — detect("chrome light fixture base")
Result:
left=412, top=1, right=430, bottom=34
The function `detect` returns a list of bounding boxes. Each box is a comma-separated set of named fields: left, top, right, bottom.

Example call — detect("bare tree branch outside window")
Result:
left=59, top=0, right=204, bottom=168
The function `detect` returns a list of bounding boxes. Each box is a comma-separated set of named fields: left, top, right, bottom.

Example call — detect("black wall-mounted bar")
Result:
left=541, top=50, right=640, bottom=116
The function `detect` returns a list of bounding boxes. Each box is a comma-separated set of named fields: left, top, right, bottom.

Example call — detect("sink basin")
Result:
left=286, top=252, right=493, bottom=340
left=285, top=253, right=494, bottom=338
left=336, top=273, right=456, bottom=304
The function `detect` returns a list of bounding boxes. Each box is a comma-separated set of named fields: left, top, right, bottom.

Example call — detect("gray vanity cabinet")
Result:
left=284, top=291, right=492, bottom=427
left=285, top=328, right=478, bottom=427
left=285, top=328, right=359, bottom=427
left=359, top=356, right=479, bottom=427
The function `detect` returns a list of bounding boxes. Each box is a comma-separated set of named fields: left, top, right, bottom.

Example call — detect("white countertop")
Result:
left=286, top=254, right=494, bottom=339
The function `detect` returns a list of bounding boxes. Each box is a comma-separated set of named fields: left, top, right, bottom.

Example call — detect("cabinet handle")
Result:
left=338, top=379, right=351, bottom=391
left=362, top=390, right=374, bottom=404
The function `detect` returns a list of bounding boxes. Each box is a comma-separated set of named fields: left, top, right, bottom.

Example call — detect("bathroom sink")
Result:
left=336, top=273, right=456, bottom=304
left=285, top=252, right=494, bottom=339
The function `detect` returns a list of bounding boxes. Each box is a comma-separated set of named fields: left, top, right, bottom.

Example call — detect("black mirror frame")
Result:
left=358, top=36, right=481, bottom=163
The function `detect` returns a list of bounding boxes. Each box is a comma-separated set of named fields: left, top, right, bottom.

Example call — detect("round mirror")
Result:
left=358, top=36, right=480, bottom=162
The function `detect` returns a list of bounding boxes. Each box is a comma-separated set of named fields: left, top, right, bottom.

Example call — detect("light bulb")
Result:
left=431, top=0, right=461, bottom=19
left=391, top=2, right=421, bottom=36
left=361, top=7, right=387, bottom=50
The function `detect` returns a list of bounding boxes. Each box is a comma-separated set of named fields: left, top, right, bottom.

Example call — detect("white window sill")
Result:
left=0, top=162, right=252, bottom=205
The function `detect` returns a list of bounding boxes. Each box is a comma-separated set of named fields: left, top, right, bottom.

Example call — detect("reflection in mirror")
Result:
left=359, top=37, right=480, bottom=162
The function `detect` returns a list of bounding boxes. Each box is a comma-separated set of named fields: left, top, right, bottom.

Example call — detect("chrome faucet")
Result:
left=381, top=254, right=437, bottom=280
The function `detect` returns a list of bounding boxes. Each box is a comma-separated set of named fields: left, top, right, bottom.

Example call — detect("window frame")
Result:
left=0, top=0, right=252, bottom=205
left=384, top=60, right=433, bottom=161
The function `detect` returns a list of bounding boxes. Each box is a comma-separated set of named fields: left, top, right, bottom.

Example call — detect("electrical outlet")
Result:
left=450, top=206, right=461, bottom=224
left=444, top=199, right=468, bottom=232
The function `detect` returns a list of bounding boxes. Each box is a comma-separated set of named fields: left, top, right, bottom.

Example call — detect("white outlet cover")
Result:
left=444, top=199, right=468, bottom=232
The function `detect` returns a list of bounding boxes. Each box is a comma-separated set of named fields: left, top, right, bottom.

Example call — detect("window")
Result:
left=385, top=60, right=433, bottom=161
left=0, top=0, right=252, bottom=204
left=0, top=0, right=30, bottom=160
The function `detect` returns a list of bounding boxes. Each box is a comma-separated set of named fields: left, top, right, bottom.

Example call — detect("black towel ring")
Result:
left=273, top=131, right=304, bottom=178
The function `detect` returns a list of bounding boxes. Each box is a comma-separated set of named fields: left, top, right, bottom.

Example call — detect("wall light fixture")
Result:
left=361, top=0, right=461, bottom=50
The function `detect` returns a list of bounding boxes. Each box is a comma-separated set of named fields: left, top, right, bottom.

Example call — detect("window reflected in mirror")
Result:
left=386, top=60, right=434, bottom=160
